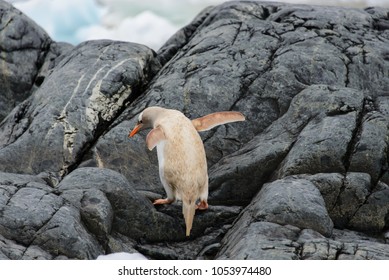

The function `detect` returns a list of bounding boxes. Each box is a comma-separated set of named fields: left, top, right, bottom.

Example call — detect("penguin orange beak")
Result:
left=129, top=124, right=142, bottom=138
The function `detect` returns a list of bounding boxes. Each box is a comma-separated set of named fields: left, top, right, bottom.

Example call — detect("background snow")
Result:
left=6, top=0, right=389, bottom=51
left=96, top=252, right=148, bottom=260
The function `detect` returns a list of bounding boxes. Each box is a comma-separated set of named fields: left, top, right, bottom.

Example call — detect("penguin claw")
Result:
left=153, top=198, right=174, bottom=205
left=196, top=200, right=208, bottom=210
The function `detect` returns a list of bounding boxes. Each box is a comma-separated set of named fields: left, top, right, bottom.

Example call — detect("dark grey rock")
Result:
left=137, top=226, right=230, bottom=260
left=296, top=228, right=389, bottom=260
left=285, top=172, right=389, bottom=233
left=348, top=181, right=389, bottom=232
left=157, top=6, right=215, bottom=66
left=209, top=85, right=364, bottom=204
left=251, top=177, right=334, bottom=237
left=0, top=173, right=63, bottom=245
left=0, top=1, right=52, bottom=121
left=105, top=232, right=140, bottom=255
left=276, top=112, right=356, bottom=176
left=1, top=0, right=389, bottom=260
left=297, top=229, right=342, bottom=260
left=217, top=222, right=301, bottom=260
left=155, top=203, right=242, bottom=239
left=320, top=173, right=371, bottom=229
left=0, top=234, right=54, bottom=260
left=57, top=167, right=180, bottom=242
left=299, top=173, right=345, bottom=210
left=35, top=41, right=74, bottom=87
left=31, top=205, right=103, bottom=259
left=0, top=39, right=161, bottom=177
left=349, top=112, right=387, bottom=179
left=57, top=167, right=241, bottom=243
left=217, top=223, right=389, bottom=260
left=80, top=189, right=114, bottom=242
left=331, top=229, right=389, bottom=260
left=215, top=177, right=334, bottom=259
left=0, top=171, right=101, bottom=259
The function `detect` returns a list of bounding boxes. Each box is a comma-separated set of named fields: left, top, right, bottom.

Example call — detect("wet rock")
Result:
left=57, top=167, right=180, bottom=242
left=217, top=222, right=301, bottom=260
left=209, top=86, right=364, bottom=204
left=1, top=1, right=389, bottom=259
left=251, top=178, right=333, bottom=237
left=0, top=171, right=100, bottom=259
left=31, top=206, right=103, bottom=259
left=217, top=224, right=389, bottom=260
left=0, top=1, right=52, bottom=121
left=0, top=40, right=161, bottom=177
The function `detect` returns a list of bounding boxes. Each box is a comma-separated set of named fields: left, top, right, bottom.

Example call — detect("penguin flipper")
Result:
left=146, top=126, right=166, bottom=150
left=192, top=111, right=245, bottom=132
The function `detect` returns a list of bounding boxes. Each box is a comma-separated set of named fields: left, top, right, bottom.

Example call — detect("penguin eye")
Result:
left=138, top=120, right=143, bottom=124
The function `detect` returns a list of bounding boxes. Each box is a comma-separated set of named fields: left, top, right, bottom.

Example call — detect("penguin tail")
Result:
left=182, top=199, right=196, bottom=237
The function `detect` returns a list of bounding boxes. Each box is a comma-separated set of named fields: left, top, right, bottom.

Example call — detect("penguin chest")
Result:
left=156, top=141, right=168, bottom=186
left=155, top=135, right=207, bottom=198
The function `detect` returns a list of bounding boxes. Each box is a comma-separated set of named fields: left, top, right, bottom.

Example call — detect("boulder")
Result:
left=0, top=39, right=161, bottom=176
left=250, top=177, right=334, bottom=237
left=1, top=0, right=389, bottom=259
left=0, top=166, right=240, bottom=259
left=217, top=224, right=389, bottom=260
left=0, top=1, right=52, bottom=121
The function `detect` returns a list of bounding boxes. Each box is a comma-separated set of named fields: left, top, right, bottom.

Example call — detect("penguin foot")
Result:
left=196, top=200, right=208, bottom=210
left=153, top=198, right=174, bottom=205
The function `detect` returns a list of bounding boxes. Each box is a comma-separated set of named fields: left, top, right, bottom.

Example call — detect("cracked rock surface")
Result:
left=1, top=0, right=389, bottom=259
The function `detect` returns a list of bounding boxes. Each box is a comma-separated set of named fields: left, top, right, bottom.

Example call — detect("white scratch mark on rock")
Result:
left=85, top=58, right=142, bottom=131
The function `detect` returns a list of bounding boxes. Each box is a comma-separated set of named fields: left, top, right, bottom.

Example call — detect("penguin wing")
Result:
left=146, top=126, right=166, bottom=151
left=191, top=111, right=245, bottom=132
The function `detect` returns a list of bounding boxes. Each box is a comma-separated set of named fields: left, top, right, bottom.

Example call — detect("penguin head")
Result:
left=128, top=106, right=165, bottom=137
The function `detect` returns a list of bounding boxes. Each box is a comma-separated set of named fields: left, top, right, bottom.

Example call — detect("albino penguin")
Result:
left=129, top=107, right=245, bottom=236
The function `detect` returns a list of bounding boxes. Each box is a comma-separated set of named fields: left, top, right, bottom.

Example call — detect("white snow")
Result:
left=7, top=0, right=389, bottom=50
left=96, top=252, right=148, bottom=260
